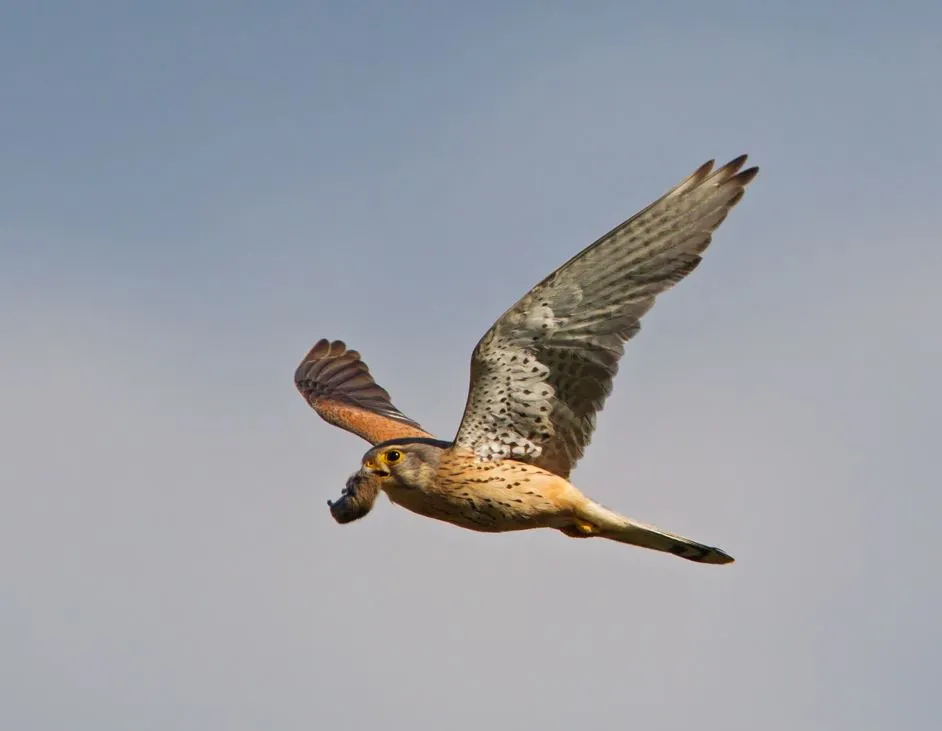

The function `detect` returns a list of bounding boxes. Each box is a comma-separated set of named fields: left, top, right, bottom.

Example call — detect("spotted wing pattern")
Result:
left=295, top=339, right=432, bottom=445
left=452, top=155, right=759, bottom=478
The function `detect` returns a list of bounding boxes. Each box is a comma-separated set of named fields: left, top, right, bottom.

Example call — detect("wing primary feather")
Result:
left=295, top=339, right=431, bottom=445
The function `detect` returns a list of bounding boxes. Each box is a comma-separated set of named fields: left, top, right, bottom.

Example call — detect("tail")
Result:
left=576, top=500, right=734, bottom=565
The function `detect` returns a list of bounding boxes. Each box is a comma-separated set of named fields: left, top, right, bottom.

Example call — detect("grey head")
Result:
left=360, top=437, right=450, bottom=485
left=327, top=437, right=451, bottom=524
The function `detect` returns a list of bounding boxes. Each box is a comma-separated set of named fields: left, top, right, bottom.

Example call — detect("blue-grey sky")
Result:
left=2, top=2, right=940, bottom=729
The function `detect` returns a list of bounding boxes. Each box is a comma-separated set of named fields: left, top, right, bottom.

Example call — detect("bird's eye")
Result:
left=384, top=449, right=402, bottom=463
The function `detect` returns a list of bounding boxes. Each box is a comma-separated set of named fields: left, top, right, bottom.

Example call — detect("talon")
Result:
left=560, top=520, right=600, bottom=538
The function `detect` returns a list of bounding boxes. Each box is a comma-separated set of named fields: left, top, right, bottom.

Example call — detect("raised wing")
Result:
left=452, top=155, right=758, bottom=477
left=295, top=339, right=433, bottom=445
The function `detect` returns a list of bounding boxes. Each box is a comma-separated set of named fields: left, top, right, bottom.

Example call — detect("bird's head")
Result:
left=359, top=437, right=450, bottom=489
left=328, top=438, right=450, bottom=524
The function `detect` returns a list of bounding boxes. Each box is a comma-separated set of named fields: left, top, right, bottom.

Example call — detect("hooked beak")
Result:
left=363, top=458, right=389, bottom=477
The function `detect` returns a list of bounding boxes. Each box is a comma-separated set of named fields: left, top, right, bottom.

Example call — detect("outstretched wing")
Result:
left=452, top=155, right=758, bottom=478
left=295, top=339, right=433, bottom=445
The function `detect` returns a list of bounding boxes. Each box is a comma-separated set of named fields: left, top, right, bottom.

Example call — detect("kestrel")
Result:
left=296, top=155, right=758, bottom=564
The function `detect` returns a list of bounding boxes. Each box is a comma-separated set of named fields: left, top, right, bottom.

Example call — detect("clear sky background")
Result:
left=2, top=2, right=940, bottom=729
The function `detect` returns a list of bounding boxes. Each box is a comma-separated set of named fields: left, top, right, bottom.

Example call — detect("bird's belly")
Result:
left=383, top=477, right=571, bottom=533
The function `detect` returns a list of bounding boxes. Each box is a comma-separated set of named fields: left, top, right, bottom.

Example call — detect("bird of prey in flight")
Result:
left=296, top=155, right=757, bottom=564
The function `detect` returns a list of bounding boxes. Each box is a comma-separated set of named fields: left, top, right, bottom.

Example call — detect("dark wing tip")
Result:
left=673, top=154, right=756, bottom=198
left=706, top=154, right=754, bottom=185
left=706, top=547, right=736, bottom=565
left=694, top=158, right=716, bottom=177
left=722, top=165, right=759, bottom=211
left=670, top=542, right=736, bottom=565
left=297, top=338, right=354, bottom=370
left=295, top=338, right=388, bottom=399
left=707, top=156, right=758, bottom=211
left=294, top=337, right=424, bottom=430
left=732, top=163, right=759, bottom=186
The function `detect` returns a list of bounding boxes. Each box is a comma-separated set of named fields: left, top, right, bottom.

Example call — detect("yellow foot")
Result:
left=560, top=519, right=600, bottom=538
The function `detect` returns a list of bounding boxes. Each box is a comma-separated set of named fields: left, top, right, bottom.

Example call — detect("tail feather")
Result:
left=577, top=500, right=734, bottom=565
